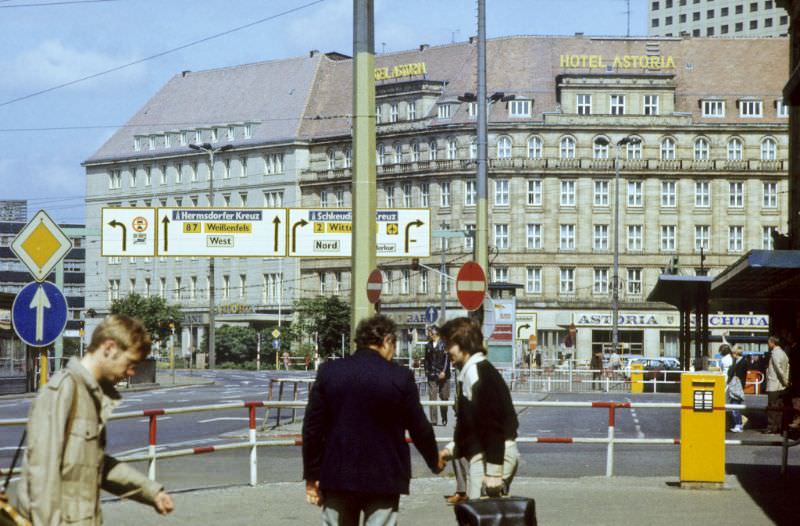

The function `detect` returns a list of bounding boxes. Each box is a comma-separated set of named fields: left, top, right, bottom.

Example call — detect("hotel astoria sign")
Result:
left=560, top=54, right=677, bottom=70
left=575, top=312, right=769, bottom=330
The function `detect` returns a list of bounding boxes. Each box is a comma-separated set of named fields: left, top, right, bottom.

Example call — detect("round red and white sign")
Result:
left=366, top=269, right=383, bottom=304
left=456, top=262, right=487, bottom=311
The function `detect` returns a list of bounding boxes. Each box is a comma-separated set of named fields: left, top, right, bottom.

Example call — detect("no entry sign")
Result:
left=367, top=269, right=383, bottom=304
left=456, top=262, right=487, bottom=311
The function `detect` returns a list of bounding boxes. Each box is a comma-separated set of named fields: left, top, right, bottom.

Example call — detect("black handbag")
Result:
left=454, top=496, right=537, bottom=526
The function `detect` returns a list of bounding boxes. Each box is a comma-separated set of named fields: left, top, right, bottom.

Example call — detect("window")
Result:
left=494, top=224, right=509, bottom=249
left=385, top=186, right=394, bottom=207
left=707, top=8, right=715, bottom=19
left=262, top=273, right=282, bottom=303
left=419, top=269, right=429, bottom=294
left=465, top=223, right=475, bottom=251
left=129, top=278, right=136, bottom=295
left=695, top=181, right=711, bottom=207
left=526, top=267, right=542, bottom=294
left=763, top=226, right=776, bottom=249
left=593, top=138, right=609, bottom=159
left=129, top=169, right=137, bottom=187
left=264, top=153, right=284, bottom=174
left=660, top=138, right=676, bottom=160
left=727, top=138, right=743, bottom=161
left=721, top=6, right=728, bottom=15
left=527, top=224, right=542, bottom=249
left=264, top=191, right=283, bottom=208
left=559, top=224, right=575, bottom=250
left=559, top=268, right=575, bottom=294
left=467, top=102, right=478, bottom=119
left=693, top=11, right=700, bottom=21
left=222, top=193, right=231, bottom=207
left=560, top=136, right=576, bottom=159
left=527, top=179, right=542, bottom=205
left=159, top=278, right=166, bottom=299
left=627, top=269, right=642, bottom=295
left=393, top=143, right=402, bottom=164
left=728, top=226, right=744, bottom=252
left=627, top=140, right=642, bottom=160
left=403, top=183, right=412, bottom=208
left=107, top=279, right=120, bottom=302
left=560, top=180, right=576, bottom=206
left=376, top=105, right=382, bottom=124
left=736, top=22, right=743, bottom=32
left=763, top=182, right=778, bottom=208
left=470, top=139, right=477, bottom=160
left=210, top=128, right=218, bottom=143
left=376, top=144, right=386, bottom=166
left=661, top=225, right=676, bottom=251
left=627, top=180, right=643, bottom=207
left=627, top=225, right=643, bottom=251
left=108, top=170, right=121, bottom=189
left=509, top=99, right=531, bottom=118
left=577, top=94, right=592, bottom=115
left=765, top=17, right=773, bottom=27
left=438, top=104, right=452, bottom=119
left=320, top=190, right=329, bottom=207
left=465, top=180, right=476, bottom=206
left=694, top=137, right=710, bottom=160
left=702, top=100, right=725, bottom=117
left=148, top=136, right=156, bottom=150
left=447, top=139, right=457, bottom=160
left=440, top=182, right=450, bottom=207
left=750, top=19, right=758, bottom=29
left=594, top=180, right=609, bottom=206
left=494, top=179, right=510, bottom=205
left=429, top=140, right=438, bottom=160
left=777, top=100, right=789, bottom=118
left=652, top=1, right=659, bottom=9
left=336, top=190, right=344, bottom=207
left=400, top=270, right=410, bottom=295
left=610, top=95, right=625, bottom=115
left=344, top=148, right=352, bottom=168
left=497, top=136, right=512, bottom=159
left=593, top=268, right=609, bottom=295
left=407, top=101, right=416, bottom=120
left=721, top=24, right=729, bottom=34
left=666, top=15, right=673, bottom=25
left=761, top=138, right=777, bottom=161
left=527, top=136, right=542, bottom=159
left=644, top=95, right=659, bottom=116
left=729, top=182, right=744, bottom=208
left=244, top=124, right=252, bottom=139
left=420, top=183, right=429, bottom=207
left=781, top=15, right=789, bottom=25
left=739, top=100, right=763, bottom=118
left=695, top=225, right=710, bottom=251
left=144, top=167, right=152, bottom=186
left=680, top=13, right=687, bottom=22
left=652, top=18, right=660, bottom=28
left=134, top=137, right=141, bottom=151
left=326, top=149, right=336, bottom=170
left=411, top=142, right=420, bottom=162
left=492, top=267, right=509, bottom=283
left=593, top=224, right=609, bottom=251
left=390, top=103, right=398, bottom=123
left=164, top=133, right=172, bottom=149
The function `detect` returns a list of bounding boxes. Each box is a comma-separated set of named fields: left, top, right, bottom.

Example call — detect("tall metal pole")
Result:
left=208, top=148, right=217, bottom=369
left=350, top=0, right=377, bottom=347
left=612, top=143, right=621, bottom=356
left=440, top=222, right=447, bottom=325
left=476, top=0, right=488, bottom=279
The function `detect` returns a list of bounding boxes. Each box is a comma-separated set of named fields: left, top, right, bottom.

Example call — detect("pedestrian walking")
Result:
left=590, top=351, right=603, bottom=391
left=424, top=325, right=451, bottom=425
left=727, top=346, right=747, bottom=433
left=765, top=336, right=790, bottom=434
left=13, top=314, right=174, bottom=525
left=302, top=314, right=441, bottom=526
left=437, top=317, right=519, bottom=499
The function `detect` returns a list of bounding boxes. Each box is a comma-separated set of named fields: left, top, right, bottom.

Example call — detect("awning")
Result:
left=646, top=274, right=712, bottom=308
left=710, top=250, right=800, bottom=311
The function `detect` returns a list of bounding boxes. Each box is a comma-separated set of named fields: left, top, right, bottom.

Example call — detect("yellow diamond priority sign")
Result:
left=11, top=210, right=73, bottom=282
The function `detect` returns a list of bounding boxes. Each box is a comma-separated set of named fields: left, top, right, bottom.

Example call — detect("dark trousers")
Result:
left=427, top=378, right=450, bottom=424
left=767, top=391, right=785, bottom=433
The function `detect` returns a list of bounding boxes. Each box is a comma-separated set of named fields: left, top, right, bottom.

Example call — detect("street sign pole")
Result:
left=475, top=0, right=489, bottom=325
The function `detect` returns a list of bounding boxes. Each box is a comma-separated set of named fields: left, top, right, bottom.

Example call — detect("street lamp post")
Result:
left=189, top=142, right=233, bottom=369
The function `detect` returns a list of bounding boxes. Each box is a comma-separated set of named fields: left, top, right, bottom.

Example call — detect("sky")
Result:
left=0, top=0, right=647, bottom=224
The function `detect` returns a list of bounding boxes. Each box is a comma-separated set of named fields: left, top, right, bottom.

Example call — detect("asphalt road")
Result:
left=2, top=370, right=798, bottom=493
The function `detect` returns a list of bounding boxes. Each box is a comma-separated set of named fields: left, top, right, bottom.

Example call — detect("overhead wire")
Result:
left=0, top=0, right=121, bottom=8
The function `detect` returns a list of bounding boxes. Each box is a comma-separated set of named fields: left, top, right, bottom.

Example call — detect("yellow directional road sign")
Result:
left=11, top=210, right=73, bottom=282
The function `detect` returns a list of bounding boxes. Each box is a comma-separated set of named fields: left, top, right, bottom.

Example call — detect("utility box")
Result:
left=680, top=373, right=725, bottom=488
left=630, top=363, right=644, bottom=394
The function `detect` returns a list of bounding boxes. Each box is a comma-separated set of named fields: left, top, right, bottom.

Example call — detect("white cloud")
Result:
left=0, top=39, right=146, bottom=92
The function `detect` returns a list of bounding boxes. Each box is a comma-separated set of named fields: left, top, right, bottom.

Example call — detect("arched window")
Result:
left=727, top=138, right=743, bottom=161
left=527, top=136, right=542, bottom=159
left=429, top=140, right=438, bottom=161
left=326, top=149, right=335, bottom=170
left=694, top=137, right=710, bottom=161
left=660, top=137, right=676, bottom=160
left=593, top=137, right=609, bottom=159
left=761, top=137, right=777, bottom=161
left=496, top=136, right=512, bottom=159
left=560, top=136, right=575, bottom=159
left=626, top=139, right=642, bottom=160
left=376, top=143, right=385, bottom=166
left=447, top=139, right=458, bottom=160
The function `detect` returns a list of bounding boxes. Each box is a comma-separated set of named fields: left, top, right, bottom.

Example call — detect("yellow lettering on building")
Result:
left=327, top=222, right=352, bottom=233
left=374, top=62, right=427, bottom=81
left=562, top=54, right=676, bottom=70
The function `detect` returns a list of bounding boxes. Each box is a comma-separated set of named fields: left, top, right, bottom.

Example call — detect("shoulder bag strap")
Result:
left=1, top=431, right=26, bottom=495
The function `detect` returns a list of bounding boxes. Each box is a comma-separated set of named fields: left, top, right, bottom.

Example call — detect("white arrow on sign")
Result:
left=30, top=285, right=51, bottom=342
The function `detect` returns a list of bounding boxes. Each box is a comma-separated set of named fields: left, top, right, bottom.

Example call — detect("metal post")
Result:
left=248, top=403, right=258, bottom=486
left=350, top=0, right=377, bottom=346
left=256, top=332, right=261, bottom=372
left=475, top=0, right=489, bottom=283
left=147, top=414, right=158, bottom=480
left=612, top=143, right=621, bottom=358
left=208, top=148, right=216, bottom=369
left=54, top=260, right=64, bottom=371
left=440, top=221, right=447, bottom=324
left=170, top=326, right=175, bottom=385
left=606, top=406, right=616, bottom=477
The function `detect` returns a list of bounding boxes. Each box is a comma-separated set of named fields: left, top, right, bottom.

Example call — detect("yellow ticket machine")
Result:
left=630, top=363, right=644, bottom=394
left=680, top=373, right=725, bottom=488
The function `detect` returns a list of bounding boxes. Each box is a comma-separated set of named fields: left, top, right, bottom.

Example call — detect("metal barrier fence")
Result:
left=5, top=398, right=794, bottom=486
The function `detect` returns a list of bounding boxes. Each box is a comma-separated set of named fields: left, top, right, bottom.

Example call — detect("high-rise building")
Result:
left=0, top=200, right=27, bottom=222
left=648, top=0, right=789, bottom=37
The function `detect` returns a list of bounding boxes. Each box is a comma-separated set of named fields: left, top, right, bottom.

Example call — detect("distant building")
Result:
left=648, top=0, right=789, bottom=37
left=0, top=200, right=27, bottom=222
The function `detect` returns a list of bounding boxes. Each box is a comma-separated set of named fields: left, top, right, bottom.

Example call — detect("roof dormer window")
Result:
left=437, top=103, right=453, bottom=120
left=508, top=99, right=531, bottom=118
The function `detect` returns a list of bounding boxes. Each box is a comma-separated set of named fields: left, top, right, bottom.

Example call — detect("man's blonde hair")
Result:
left=87, top=314, right=151, bottom=358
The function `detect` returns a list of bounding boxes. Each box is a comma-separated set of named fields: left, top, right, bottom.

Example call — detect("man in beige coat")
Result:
left=765, top=335, right=791, bottom=435
left=14, top=315, right=174, bottom=525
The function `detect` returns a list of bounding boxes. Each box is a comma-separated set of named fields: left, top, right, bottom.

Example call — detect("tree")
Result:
left=200, top=325, right=257, bottom=365
left=110, top=293, right=183, bottom=344
left=293, top=296, right=350, bottom=359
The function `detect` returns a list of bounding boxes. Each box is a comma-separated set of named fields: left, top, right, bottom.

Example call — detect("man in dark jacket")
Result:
left=302, top=314, right=441, bottom=525
left=424, top=325, right=451, bottom=425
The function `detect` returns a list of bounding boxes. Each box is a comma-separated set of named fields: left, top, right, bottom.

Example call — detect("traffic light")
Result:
left=411, top=258, right=419, bottom=271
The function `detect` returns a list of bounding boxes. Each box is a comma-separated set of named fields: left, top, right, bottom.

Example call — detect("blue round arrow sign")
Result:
left=12, top=281, right=68, bottom=348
